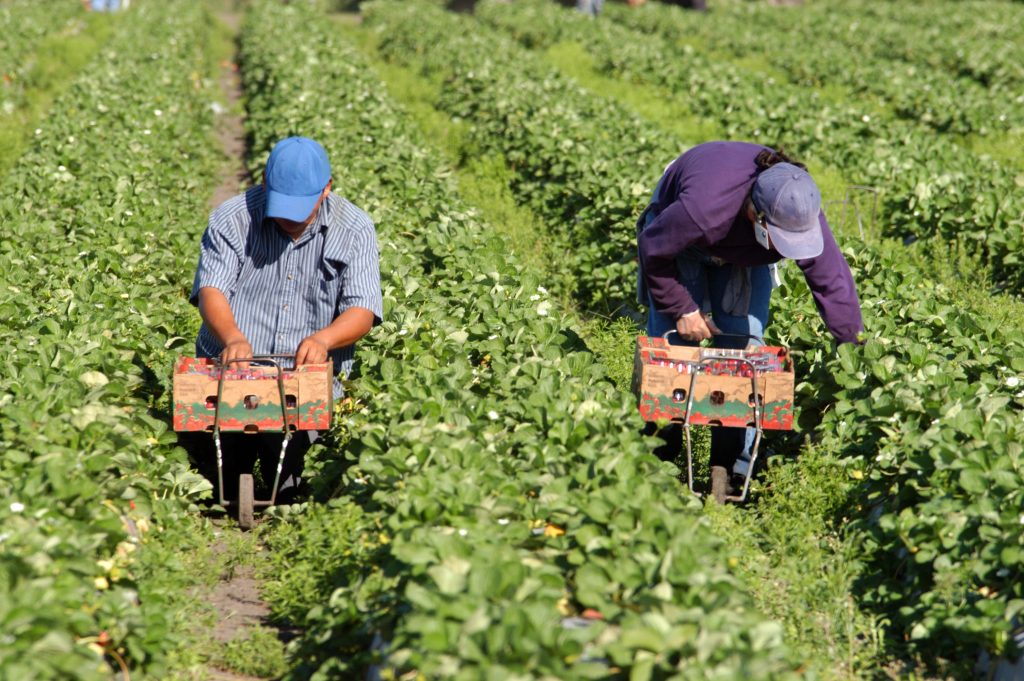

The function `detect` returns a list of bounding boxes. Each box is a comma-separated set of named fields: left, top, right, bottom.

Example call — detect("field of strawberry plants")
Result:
left=473, top=0, right=1024, bottom=296
left=3, top=0, right=1023, bottom=679
left=601, top=0, right=1024, bottom=137
left=0, top=0, right=221, bottom=677
left=240, top=1, right=803, bottom=677
left=0, top=0, right=80, bottom=114
left=359, top=0, right=1024, bottom=671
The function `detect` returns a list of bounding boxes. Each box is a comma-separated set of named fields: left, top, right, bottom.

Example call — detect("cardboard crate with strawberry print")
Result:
left=172, top=357, right=333, bottom=433
left=632, top=336, right=794, bottom=430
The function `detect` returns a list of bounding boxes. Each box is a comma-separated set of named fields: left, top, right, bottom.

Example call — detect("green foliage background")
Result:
left=2, top=0, right=1023, bottom=679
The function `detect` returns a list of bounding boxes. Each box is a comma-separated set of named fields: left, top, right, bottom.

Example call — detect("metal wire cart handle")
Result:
left=212, top=354, right=296, bottom=508
left=662, top=330, right=765, bottom=503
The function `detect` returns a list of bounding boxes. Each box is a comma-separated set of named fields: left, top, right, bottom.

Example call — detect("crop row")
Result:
left=0, top=1, right=220, bottom=678
left=607, top=0, right=1024, bottom=107
left=837, top=1, right=1024, bottom=94
left=603, top=0, right=1024, bottom=137
left=474, top=0, right=1024, bottom=297
left=239, top=1, right=805, bottom=678
left=369, top=0, right=687, bottom=318
left=480, top=0, right=1009, bottom=136
left=364, top=0, right=1024, bottom=669
left=0, top=0, right=82, bottom=113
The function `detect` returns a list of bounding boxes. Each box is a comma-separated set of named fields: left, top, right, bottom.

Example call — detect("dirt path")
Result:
left=196, top=8, right=295, bottom=680
left=209, top=7, right=250, bottom=212
left=201, top=519, right=297, bottom=681
left=204, top=526, right=273, bottom=681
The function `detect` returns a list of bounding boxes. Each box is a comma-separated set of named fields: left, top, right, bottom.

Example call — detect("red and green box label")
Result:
left=172, top=357, right=332, bottom=432
left=632, top=336, right=794, bottom=430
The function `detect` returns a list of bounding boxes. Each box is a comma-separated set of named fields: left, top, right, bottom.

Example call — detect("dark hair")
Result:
left=754, top=148, right=806, bottom=171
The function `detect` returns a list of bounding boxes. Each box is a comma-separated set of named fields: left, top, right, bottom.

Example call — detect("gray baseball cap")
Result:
left=751, top=163, right=824, bottom=260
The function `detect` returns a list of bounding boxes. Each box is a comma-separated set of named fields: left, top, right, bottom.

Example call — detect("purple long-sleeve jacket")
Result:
left=637, top=141, right=864, bottom=344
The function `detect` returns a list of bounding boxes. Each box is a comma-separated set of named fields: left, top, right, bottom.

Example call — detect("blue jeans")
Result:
left=91, top=0, right=120, bottom=11
left=641, top=188, right=772, bottom=476
left=577, top=0, right=604, bottom=16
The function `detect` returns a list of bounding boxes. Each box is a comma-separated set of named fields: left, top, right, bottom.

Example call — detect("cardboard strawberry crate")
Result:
left=632, top=336, right=794, bottom=430
left=172, top=357, right=333, bottom=432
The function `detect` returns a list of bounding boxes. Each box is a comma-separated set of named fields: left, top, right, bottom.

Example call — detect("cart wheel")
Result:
left=238, top=474, right=255, bottom=530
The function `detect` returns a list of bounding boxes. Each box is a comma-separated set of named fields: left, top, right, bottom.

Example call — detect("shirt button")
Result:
left=283, top=304, right=289, bottom=311
left=287, top=273, right=294, bottom=280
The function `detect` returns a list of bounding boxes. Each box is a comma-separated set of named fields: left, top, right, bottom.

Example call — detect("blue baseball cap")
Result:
left=751, top=163, right=824, bottom=260
left=264, top=137, right=332, bottom=222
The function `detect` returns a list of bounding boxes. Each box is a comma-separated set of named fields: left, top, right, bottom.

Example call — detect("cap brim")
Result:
left=766, top=220, right=824, bottom=260
left=265, top=189, right=321, bottom=222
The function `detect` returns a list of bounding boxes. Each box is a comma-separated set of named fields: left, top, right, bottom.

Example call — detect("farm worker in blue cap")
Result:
left=182, top=136, right=383, bottom=502
left=85, top=0, right=122, bottom=11
left=636, top=141, right=863, bottom=502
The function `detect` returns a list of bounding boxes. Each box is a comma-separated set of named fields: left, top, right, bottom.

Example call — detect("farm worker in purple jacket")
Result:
left=637, top=141, right=863, bottom=502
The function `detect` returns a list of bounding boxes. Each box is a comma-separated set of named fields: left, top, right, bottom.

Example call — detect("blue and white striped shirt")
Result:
left=190, top=186, right=382, bottom=390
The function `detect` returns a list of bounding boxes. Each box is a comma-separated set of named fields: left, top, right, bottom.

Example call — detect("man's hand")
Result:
left=295, top=335, right=329, bottom=366
left=675, top=310, right=721, bottom=342
left=221, top=337, right=254, bottom=370
left=294, top=308, right=375, bottom=366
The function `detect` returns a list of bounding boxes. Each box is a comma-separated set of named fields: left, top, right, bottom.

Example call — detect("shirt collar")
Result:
left=263, top=192, right=334, bottom=244
left=317, top=193, right=335, bottom=230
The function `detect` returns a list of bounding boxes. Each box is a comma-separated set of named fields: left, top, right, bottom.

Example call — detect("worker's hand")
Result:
left=221, top=337, right=253, bottom=371
left=295, top=335, right=329, bottom=366
left=675, top=310, right=721, bottom=342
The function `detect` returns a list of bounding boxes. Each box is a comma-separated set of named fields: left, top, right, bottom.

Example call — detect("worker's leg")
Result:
left=705, top=264, right=772, bottom=476
left=255, top=431, right=317, bottom=501
left=644, top=254, right=708, bottom=461
left=642, top=289, right=686, bottom=461
left=178, top=431, right=257, bottom=503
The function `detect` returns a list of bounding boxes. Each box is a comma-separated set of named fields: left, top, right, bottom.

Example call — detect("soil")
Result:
left=202, top=520, right=300, bottom=681
left=209, top=8, right=250, bottom=212
left=207, top=668, right=267, bottom=681
left=208, top=552, right=271, bottom=647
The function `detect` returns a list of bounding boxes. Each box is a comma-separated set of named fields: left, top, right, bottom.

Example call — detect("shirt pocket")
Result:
left=311, top=257, right=345, bottom=329
left=229, top=250, right=266, bottom=301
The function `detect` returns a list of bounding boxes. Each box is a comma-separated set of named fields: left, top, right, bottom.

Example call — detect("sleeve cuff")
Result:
left=189, top=281, right=233, bottom=307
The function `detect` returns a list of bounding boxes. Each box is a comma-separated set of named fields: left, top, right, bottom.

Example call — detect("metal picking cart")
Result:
left=633, top=332, right=795, bottom=503
left=173, top=355, right=333, bottom=528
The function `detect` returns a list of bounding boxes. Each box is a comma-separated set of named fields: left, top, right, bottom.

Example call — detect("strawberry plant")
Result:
left=792, top=243, right=1024, bottom=662
left=606, top=0, right=1024, bottom=114
left=0, top=1, right=221, bottom=678
left=601, top=0, right=1024, bottom=137
left=0, top=0, right=82, bottom=114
